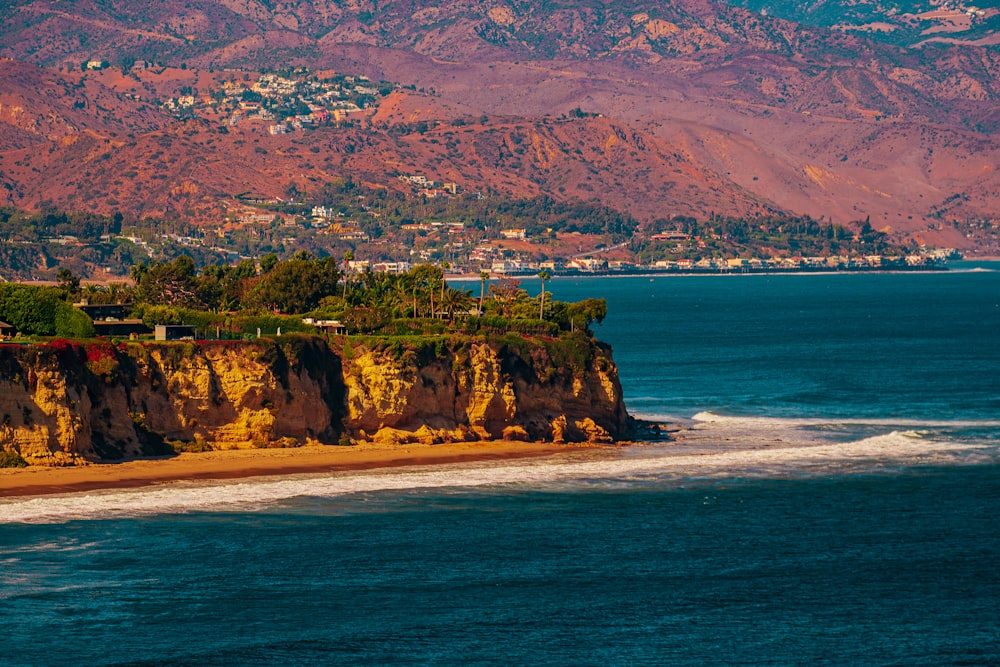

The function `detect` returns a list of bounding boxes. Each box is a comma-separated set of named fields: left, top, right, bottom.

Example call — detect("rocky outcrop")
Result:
left=339, top=335, right=627, bottom=445
left=0, top=333, right=628, bottom=465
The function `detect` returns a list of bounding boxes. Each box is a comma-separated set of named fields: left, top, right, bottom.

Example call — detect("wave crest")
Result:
left=1, top=431, right=991, bottom=524
left=690, top=411, right=1000, bottom=429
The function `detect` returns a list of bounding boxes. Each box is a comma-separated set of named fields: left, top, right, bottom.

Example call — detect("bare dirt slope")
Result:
left=1, top=0, right=998, bottom=245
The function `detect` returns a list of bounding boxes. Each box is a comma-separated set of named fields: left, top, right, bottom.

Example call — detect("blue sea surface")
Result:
left=548, top=262, right=1000, bottom=425
left=2, top=265, right=999, bottom=665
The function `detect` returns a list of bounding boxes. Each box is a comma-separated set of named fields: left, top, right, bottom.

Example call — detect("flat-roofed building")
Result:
left=154, top=325, right=197, bottom=341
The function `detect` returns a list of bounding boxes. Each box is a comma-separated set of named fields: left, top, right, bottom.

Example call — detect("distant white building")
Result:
left=373, top=261, right=411, bottom=274
left=568, top=257, right=607, bottom=272
left=491, top=260, right=530, bottom=274
left=399, top=174, right=434, bottom=187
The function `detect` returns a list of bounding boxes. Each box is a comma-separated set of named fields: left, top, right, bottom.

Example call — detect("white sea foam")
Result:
left=689, top=411, right=1000, bottom=429
left=0, top=429, right=992, bottom=524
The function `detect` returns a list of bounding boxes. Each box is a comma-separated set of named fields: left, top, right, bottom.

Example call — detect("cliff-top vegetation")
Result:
left=0, top=257, right=629, bottom=463
left=0, top=254, right=607, bottom=344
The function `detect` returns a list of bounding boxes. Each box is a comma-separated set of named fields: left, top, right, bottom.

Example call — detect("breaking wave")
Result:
left=689, top=411, right=1000, bottom=429
left=2, top=422, right=994, bottom=524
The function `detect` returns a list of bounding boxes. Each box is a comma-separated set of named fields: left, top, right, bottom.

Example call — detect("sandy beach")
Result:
left=0, top=441, right=579, bottom=499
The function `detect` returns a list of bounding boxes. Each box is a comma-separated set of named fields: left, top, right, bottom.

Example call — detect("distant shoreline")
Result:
left=448, top=265, right=957, bottom=281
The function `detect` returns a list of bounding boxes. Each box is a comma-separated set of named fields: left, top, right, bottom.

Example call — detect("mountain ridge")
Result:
left=0, top=0, right=997, bottom=249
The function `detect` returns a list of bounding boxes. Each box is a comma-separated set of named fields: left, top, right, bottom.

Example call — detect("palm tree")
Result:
left=439, top=261, right=450, bottom=318
left=442, top=287, right=474, bottom=319
left=105, top=282, right=133, bottom=304
left=129, top=262, right=148, bottom=286
left=478, top=271, right=490, bottom=314
left=410, top=264, right=442, bottom=318
left=342, top=250, right=354, bottom=300
left=358, top=268, right=390, bottom=309
left=390, top=277, right=416, bottom=318
left=537, top=269, right=552, bottom=320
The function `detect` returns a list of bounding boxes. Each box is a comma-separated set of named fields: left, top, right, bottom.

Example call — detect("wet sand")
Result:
left=0, top=442, right=577, bottom=499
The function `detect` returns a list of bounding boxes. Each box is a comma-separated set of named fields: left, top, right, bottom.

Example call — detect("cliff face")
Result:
left=0, top=334, right=628, bottom=465
left=339, top=335, right=627, bottom=446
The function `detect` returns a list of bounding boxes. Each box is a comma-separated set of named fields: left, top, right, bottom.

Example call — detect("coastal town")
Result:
left=0, top=196, right=962, bottom=284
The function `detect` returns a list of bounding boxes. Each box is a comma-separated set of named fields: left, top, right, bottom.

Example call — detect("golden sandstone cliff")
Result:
left=0, top=335, right=628, bottom=465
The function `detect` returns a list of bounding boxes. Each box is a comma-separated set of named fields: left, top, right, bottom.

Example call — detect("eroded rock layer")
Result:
left=0, top=334, right=628, bottom=465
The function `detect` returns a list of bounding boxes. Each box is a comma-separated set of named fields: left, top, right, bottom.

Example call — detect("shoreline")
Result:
left=0, top=441, right=587, bottom=499
left=446, top=265, right=968, bottom=281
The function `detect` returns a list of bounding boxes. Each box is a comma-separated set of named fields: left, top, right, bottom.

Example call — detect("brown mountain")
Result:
left=1, top=0, right=999, bottom=249
left=0, top=72, right=773, bottom=222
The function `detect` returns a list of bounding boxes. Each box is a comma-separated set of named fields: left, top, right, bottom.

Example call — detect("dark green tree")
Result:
left=56, top=268, right=81, bottom=297
left=259, top=253, right=278, bottom=274
left=566, top=298, right=607, bottom=334
left=136, top=256, right=202, bottom=308
left=250, top=256, right=340, bottom=314
left=0, top=285, right=93, bottom=337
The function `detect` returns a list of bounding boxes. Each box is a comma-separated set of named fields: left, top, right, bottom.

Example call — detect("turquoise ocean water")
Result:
left=2, top=264, right=999, bottom=665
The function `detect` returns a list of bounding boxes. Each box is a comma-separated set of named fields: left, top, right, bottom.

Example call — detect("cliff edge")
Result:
left=0, top=334, right=628, bottom=465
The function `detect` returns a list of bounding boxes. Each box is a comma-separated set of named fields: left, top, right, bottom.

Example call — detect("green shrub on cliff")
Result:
left=0, top=284, right=56, bottom=334
left=55, top=302, right=95, bottom=338
left=83, top=342, right=121, bottom=383
left=134, top=304, right=203, bottom=327
left=0, top=284, right=94, bottom=338
left=547, top=332, right=594, bottom=372
left=341, top=330, right=597, bottom=383
left=168, top=437, right=213, bottom=454
left=495, top=330, right=595, bottom=381
left=0, top=450, right=28, bottom=468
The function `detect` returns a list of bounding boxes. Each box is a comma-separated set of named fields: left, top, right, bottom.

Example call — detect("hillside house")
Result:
left=74, top=302, right=152, bottom=338
left=373, top=261, right=411, bottom=274
left=154, top=325, right=197, bottom=341
left=491, top=259, right=536, bottom=274
left=568, top=257, right=607, bottom=272
left=93, top=320, right=152, bottom=338
left=651, top=231, right=690, bottom=241
left=608, top=261, right=637, bottom=272
left=303, top=318, right=347, bottom=335
left=399, top=175, right=433, bottom=187
left=75, top=303, right=130, bottom=321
